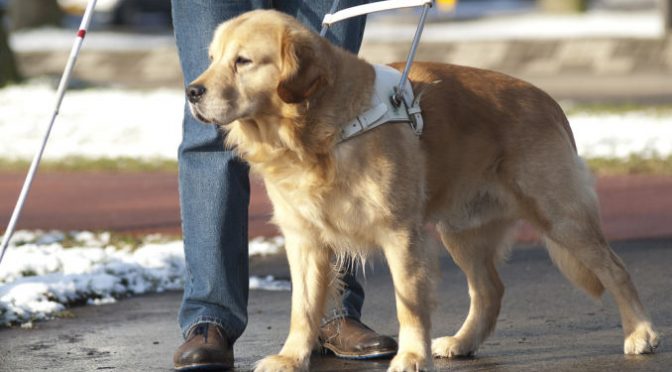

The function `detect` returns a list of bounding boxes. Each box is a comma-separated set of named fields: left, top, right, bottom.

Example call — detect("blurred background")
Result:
left=1, top=0, right=671, bottom=91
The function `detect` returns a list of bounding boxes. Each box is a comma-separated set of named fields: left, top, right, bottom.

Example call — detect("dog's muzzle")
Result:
left=186, top=84, right=206, bottom=104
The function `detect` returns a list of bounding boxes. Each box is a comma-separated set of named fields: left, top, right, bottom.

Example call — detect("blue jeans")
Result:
left=172, top=0, right=369, bottom=342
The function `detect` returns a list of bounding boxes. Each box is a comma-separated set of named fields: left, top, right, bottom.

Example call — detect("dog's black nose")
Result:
left=186, top=84, right=206, bottom=103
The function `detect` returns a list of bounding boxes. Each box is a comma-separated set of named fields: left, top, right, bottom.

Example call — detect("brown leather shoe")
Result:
left=173, top=323, right=234, bottom=371
left=319, top=317, right=398, bottom=359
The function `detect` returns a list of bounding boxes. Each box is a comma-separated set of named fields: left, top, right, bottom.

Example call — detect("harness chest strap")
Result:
left=339, top=64, right=424, bottom=143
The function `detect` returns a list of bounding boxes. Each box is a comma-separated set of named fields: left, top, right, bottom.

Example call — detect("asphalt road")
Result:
left=0, top=237, right=670, bottom=371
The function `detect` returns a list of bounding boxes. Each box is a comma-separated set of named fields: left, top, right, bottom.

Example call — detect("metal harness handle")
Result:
left=319, top=0, right=434, bottom=107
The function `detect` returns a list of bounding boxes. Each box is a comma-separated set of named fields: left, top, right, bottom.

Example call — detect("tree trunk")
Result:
left=8, top=0, right=63, bottom=30
left=664, top=0, right=672, bottom=33
left=0, top=9, right=21, bottom=87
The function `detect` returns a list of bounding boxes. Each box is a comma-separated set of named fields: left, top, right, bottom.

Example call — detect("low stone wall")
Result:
left=362, top=37, right=672, bottom=77
left=15, top=36, right=672, bottom=101
left=17, top=47, right=182, bottom=88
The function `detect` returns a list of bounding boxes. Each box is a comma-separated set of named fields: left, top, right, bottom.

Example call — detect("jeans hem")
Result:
left=321, top=309, right=361, bottom=326
left=182, top=316, right=245, bottom=342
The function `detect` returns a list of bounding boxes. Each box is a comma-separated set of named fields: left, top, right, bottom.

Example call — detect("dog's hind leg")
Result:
left=432, top=219, right=514, bottom=358
left=519, top=158, right=659, bottom=355
left=382, top=227, right=435, bottom=372
left=255, top=233, right=332, bottom=372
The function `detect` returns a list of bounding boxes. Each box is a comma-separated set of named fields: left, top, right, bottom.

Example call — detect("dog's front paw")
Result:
left=387, top=352, right=433, bottom=372
left=431, top=336, right=476, bottom=358
left=624, top=323, right=660, bottom=354
left=254, top=354, right=308, bottom=372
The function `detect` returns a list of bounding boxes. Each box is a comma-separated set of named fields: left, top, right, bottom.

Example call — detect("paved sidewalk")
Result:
left=0, top=237, right=670, bottom=371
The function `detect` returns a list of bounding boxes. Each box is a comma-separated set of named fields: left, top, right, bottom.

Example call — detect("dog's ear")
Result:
left=277, top=29, right=328, bottom=104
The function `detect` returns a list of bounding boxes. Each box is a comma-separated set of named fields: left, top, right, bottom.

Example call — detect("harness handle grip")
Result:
left=321, top=0, right=433, bottom=36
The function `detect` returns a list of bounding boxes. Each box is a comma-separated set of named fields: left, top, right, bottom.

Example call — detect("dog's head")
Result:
left=186, top=10, right=333, bottom=126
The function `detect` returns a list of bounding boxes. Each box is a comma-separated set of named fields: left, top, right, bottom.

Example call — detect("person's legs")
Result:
left=172, top=0, right=395, bottom=366
left=274, top=0, right=367, bottom=53
left=172, top=0, right=271, bottom=343
left=173, top=0, right=367, bottom=340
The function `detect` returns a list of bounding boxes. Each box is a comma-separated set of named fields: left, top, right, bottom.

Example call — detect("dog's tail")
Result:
left=544, top=238, right=605, bottom=298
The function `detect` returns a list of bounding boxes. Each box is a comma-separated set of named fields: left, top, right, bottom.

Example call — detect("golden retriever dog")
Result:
left=185, top=9, right=660, bottom=372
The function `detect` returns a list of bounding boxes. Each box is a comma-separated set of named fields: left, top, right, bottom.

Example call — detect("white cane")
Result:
left=0, top=0, right=98, bottom=265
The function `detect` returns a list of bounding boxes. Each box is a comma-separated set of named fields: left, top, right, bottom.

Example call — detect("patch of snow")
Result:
left=0, top=231, right=289, bottom=327
left=88, top=296, right=117, bottom=305
left=572, top=112, right=672, bottom=158
left=249, top=236, right=284, bottom=256
left=1, top=83, right=670, bottom=162
left=250, top=275, right=291, bottom=291
left=0, top=82, right=183, bottom=161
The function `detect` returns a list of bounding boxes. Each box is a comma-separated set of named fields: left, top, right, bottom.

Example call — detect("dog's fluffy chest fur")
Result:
left=224, top=89, right=427, bottom=253
left=262, top=145, right=406, bottom=252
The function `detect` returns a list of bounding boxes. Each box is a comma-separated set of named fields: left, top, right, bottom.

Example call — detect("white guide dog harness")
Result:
left=319, top=0, right=434, bottom=142
left=339, top=64, right=424, bottom=142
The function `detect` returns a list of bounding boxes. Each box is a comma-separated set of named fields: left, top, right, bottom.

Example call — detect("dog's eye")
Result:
left=235, top=56, right=252, bottom=66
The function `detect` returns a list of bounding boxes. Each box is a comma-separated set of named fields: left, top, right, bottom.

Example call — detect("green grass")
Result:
left=1, top=153, right=671, bottom=176
left=11, top=230, right=181, bottom=251
left=0, top=156, right=177, bottom=173
left=57, top=232, right=149, bottom=250
left=563, top=102, right=672, bottom=117
left=106, top=233, right=181, bottom=251
left=586, top=155, right=672, bottom=176
left=54, top=310, right=76, bottom=319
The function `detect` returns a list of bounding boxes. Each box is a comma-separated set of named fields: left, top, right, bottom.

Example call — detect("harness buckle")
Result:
left=391, top=87, right=423, bottom=136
